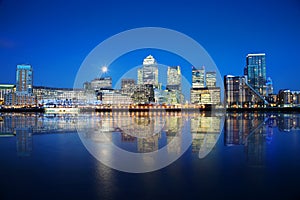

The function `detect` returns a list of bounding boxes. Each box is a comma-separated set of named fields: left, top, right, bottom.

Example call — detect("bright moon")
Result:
left=102, top=66, right=108, bottom=73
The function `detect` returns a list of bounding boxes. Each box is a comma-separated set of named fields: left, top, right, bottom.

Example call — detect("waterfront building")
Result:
left=137, top=55, right=159, bottom=88
left=90, top=77, right=112, bottom=90
left=167, top=66, right=181, bottom=91
left=121, top=79, right=135, bottom=96
left=0, top=84, right=15, bottom=105
left=278, top=89, right=300, bottom=107
left=131, top=84, right=155, bottom=104
left=266, top=77, right=273, bottom=95
left=165, top=90, right=182, bottom=105
left=16, top=64, right=33, bottom=94
left=8, top=64, right=37, bottom=106
left=191, top=67, right=220, bottom=105
left=206, top=71, right=217, bottom=87
left=224, top=75, right=268, bottom=108
left=190, top=87, right=221, bottom=105
left=33, top=86, right=86, bottom=105
left=192, top=66, right=205, bottom=89
left=244, top=53, right=267, bottom=96
left=266, top=94, right=278, bottom=107
left=137, top=68, right=143, bottom=85
left=100, top=89, right=133, bottom=105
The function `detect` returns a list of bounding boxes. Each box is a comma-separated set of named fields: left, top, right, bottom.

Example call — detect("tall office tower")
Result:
left=244, top=53, right=267, bottom=96
left=167, top=66, right=181, bottom=91
left=206, top=71, right=216, bottom=87
left=192, top=66, right=205, bottom=88
left=16, top=64, right=33, bottom=94
left=266, top=77, right=273, bottom=95
left=141, top=55, right=159, bottom=88
left=137, top=68, right=143, bottom=85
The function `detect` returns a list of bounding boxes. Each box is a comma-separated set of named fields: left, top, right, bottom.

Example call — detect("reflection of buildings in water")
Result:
left=137, top=135, right=159, bottom=153
left=246, top=131, right=266, bottom=167
left=224, top=113, right=266, bottom=146
left=114, top=114, right=164, bottom=138
left=0, top=113, right=79, bottom=135
left=77, top=115, right=113, bottom=143
left=277, top=113, right=300, bottom=132
left=224, top=112, right=267, bottom=167
left=190, top=116, right=221, bottom=157
left=16, top=127, right=32, bottom=156
left=121, top=133, right=136, bottom=142
left=165, top=116, right=183, bottom=154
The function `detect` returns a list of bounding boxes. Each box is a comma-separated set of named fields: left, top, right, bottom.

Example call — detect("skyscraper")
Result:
left=12, top=64, right=36, bottom=106
left=140, top=55, right=159, bottom=88
left=244, top=53, right=267, bottom=96
left=137, top=68, right=143, bottom=85
left=167, top=66, right=181, bottom=91
left=16, top=64, right=33, bottom=95
left=192, top=66, right=205, bottom=89
left=206, top=71, right=216, bottom=87
left=266, top=77, right=273, bottom=95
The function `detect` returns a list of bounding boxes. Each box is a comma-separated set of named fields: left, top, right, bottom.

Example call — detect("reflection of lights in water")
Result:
left=115, top=115, right=165, bottom=138
left=190, top=116, right=224, bottom=159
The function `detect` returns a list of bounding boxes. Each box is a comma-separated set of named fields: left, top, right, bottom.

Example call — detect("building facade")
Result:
left=224, top=75, right=268, bottom=108
left=167, top=66, right=181, bottom=91
left=121, top=79, right=135, bottom=96
left=244, top=53, right=267, bottom=96
left=33, top=86, right=86, bottom=105
left=278, top=89, right=300, bottom=107
left=138, top=55, right=159, bottom=88
left=206, top=71, right=216, bottom=87
left=0, top=84, right=15, bottom=105
left=16, top=64, right=33, bottom=94
left=192, top=66, right=205, bottom=89
left=131, top=84, right=155, bottom=104
left=90, top=77, right=112, bottom=90
left=190, top=87, right=221, bottom=105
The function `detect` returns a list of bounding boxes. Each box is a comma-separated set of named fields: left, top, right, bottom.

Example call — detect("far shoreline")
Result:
left=1, top=106, right=300, bottom=113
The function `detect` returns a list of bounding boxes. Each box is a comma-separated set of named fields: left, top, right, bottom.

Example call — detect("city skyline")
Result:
left=0, top=0, right=300, bottom=92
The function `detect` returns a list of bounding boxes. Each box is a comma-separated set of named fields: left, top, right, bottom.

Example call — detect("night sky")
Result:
left=0, top=0, right=299, bottom=92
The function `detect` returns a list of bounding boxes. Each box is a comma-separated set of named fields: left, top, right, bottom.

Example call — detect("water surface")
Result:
left=0, top=112, right=299, bottom=199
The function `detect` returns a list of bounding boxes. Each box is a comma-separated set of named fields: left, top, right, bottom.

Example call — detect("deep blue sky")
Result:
left=0, top=0, right=299, bottom=92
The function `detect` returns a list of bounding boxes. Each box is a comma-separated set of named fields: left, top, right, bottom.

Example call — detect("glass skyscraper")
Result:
left=192, top=66, right=205, bottom=89
left=206, top=71, right=216, bottom=87
left=140, top=55, right=159, bottom=88
left=167, top=66, right=181, bottom=91
left=16, top=64, right=33, bottom=94
left=244, top=53, right=267, bottom=96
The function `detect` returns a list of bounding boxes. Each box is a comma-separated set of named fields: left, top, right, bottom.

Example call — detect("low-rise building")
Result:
left=0, top=84, right=15, bottom=105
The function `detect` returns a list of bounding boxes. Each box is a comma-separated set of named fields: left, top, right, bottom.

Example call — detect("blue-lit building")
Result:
left=16, top=64, right=33, bottom=95
left=5, top=64, right=36, bottom=106
left=244, top=53, right=267, bottom=96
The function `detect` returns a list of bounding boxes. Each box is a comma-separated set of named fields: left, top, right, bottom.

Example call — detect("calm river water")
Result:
left=0, top=112, right=299, bottom=200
